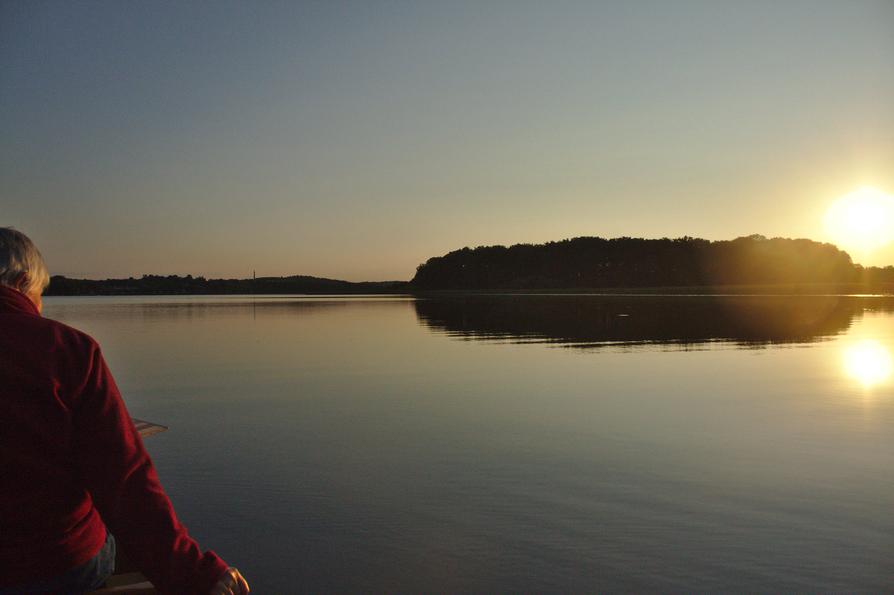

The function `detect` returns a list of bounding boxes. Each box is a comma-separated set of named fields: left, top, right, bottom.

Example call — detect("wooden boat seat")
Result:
left=89, top=572, right=155, bottom=594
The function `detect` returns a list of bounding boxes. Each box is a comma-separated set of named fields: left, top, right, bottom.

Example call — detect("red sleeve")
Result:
left=71, top=341, right=229, bottom=595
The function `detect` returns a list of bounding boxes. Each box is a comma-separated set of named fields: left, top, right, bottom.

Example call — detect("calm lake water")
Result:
left=43, top=294, right=893, bottom=592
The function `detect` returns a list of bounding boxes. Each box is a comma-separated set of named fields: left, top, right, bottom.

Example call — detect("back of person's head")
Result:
left=0, top=227, right=50, bottom=296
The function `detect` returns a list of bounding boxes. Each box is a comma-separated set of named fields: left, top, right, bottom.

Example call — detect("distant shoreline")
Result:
left=44, top=282, right=894, bottom=297
left=43, top=274, right=410, bottom=297
left=43, top=235, right=894, bottom=297
left=412, top=284, right=894, bottom=296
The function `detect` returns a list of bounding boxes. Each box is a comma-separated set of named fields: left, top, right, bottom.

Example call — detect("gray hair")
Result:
left=0, top=227, right=50, bottom=295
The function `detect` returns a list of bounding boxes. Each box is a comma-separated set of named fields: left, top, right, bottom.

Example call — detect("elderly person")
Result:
left=0, top=229, right=248, bottom=595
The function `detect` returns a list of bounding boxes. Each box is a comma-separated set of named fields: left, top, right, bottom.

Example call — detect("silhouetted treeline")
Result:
left=40, top=235, right=894, bottom=296
left=415, top=294, right=894, bottom=348
left=412, top=235, right=893, bottom=290
left=856, top=264, right=894, bottom=287
left=45, top=274, right=408, bottom=296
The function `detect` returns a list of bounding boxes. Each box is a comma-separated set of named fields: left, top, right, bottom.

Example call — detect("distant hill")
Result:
left=45, top=274, right=408, bottom=296
left=411, top=235, right=894, bottom=290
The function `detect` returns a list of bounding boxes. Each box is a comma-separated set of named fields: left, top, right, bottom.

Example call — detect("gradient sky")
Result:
left=2, top=0, right=893, bottom=280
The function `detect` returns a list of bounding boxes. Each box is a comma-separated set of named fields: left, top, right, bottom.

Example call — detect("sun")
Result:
left=824, top=187, right=894, bottom=258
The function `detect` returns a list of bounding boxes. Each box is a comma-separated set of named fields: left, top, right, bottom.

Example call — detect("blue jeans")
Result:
left=0, top=532, right=116, bottom=594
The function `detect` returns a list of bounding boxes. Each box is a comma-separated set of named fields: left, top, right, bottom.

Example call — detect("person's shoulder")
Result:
left=34, top=315, right=101, bottom=355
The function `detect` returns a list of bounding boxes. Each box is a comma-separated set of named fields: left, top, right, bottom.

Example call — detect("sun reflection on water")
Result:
left=843, top=339, right=893, bottom=388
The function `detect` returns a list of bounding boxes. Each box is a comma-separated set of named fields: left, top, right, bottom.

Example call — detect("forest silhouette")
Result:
left=411, top=235, right=888, bottom=290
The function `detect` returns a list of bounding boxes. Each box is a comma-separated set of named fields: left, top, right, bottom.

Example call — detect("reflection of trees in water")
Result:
left=414, top=296, right=894, bottom=348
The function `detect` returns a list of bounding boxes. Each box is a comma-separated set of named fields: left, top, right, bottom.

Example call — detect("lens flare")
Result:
left=843, top=339, right=893, bottom=388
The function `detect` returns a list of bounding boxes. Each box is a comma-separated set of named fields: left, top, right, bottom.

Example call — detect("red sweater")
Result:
left=0, top=286, right=228, bottom=593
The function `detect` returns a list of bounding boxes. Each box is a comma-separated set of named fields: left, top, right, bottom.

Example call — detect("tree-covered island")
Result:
left=411, top=235, right=894, bottom=292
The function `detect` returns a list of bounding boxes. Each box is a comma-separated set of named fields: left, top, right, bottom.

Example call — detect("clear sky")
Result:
left=2, top=0, right=893, bottom=280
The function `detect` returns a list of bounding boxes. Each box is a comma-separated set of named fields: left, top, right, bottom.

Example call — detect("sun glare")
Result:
left=843, top=339, right=893, bottom=388
left=824, top=187, right=894, bottom=258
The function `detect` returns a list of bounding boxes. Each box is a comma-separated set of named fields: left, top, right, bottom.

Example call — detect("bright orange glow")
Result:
left=824, top=187, right=894, bottom=258
left=843, top=339, right=892, bottom=388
